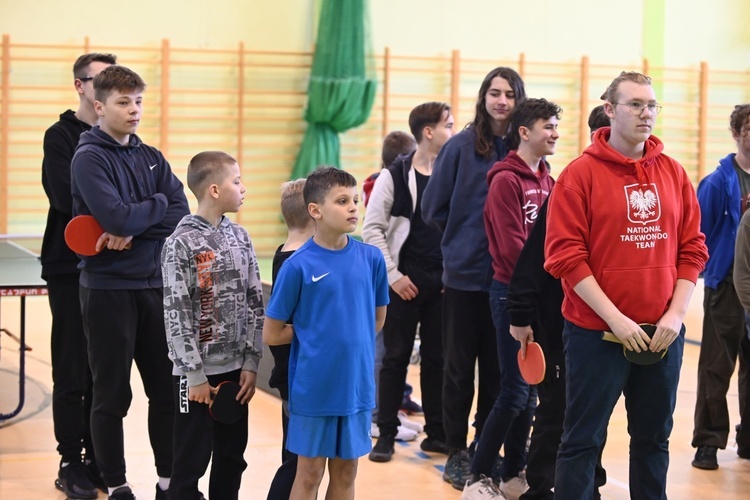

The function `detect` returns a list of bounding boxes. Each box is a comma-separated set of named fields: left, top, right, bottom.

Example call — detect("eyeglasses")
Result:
left=78, top=76, right=94, bottom=82
left=615, top=101, right=662, bottom=116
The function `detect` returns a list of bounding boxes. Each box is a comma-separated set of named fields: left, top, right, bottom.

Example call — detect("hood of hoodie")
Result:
left=584, top=127, right=664, bottom=187
left=173, top=214, right=231, bottom=234
left=487, top=150, right=551, bottom=185
left=77, top=125, right=143, bottom=151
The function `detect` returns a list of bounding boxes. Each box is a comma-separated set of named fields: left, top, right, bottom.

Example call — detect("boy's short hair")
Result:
left=408, top=102, right=451, bottom=143
left=381, top=131, right=416, bottom=168
left=280, top=179, right=311, bottom=230
left=506, top=98, right=562, bottom=150
left=303, top=166, right=357, bottom=205
left=730, top=104, right=750, bottom=136
left=73, top=53, right=117, bottom=79
left=186, top=151, right=238, bottom=199
left=600, top=71, right=652, bottom=103
left=93, top=65, right=146, bottom=103
left=588, top=105, right=610, bottom=133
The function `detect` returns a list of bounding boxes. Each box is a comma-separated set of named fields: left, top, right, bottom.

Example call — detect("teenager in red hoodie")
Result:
left=462, top=98, right=560, bottom=500
left=544, top=72, right=708, bottom=499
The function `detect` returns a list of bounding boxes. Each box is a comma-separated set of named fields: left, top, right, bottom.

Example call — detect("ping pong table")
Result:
left=0, top=240, right=47, bottom=420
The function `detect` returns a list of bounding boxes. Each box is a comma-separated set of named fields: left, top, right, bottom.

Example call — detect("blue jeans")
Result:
left=470, top=280, right=536, bottom=478
left=554, top=321, right=684, bottom=500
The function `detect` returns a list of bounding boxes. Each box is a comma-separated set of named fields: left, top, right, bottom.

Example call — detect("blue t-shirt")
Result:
left=266, top=236, right=389, bottom=416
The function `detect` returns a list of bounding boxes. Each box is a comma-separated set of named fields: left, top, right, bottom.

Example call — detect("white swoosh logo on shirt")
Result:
left=312, top=272, right=330, bottom=282
left=149, top=164, right=157, bottom=170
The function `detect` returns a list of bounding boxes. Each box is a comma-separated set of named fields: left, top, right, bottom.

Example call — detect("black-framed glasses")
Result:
left=78, top=76, right=94, bottom=82
left=615, top=101, right=662, bottom=116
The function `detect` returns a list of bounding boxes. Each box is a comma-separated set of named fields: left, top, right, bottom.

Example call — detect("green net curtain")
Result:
left=290, top=0, right=377, bottom=178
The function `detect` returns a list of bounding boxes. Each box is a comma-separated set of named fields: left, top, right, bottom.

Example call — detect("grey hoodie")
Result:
left=162, top=214, right=264, bottom=386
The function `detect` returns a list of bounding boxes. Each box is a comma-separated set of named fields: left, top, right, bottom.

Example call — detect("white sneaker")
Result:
left=461, top=476, right=506, bottom=499
left=398, top=411, right=424, bottom=433
left=370, top=422, right=418, bottom=441
left=498, top=476, right=528, bottom=500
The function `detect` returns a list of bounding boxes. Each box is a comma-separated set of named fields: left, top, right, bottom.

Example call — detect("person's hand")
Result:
left=392, top=275, right=419, bottom=301
left=237, top=370, right=257, bottom=404
left=607, top=316, right=651, bottom=352
left=510, top=325, right=534, bottom=358
left=96, top=232, right=133, bottom=252
left=651, top=310, right=683, bottom=352
left=189, top=381, right=212, bottom=405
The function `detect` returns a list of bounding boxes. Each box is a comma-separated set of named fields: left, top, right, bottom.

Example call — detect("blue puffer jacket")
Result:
left=697, top=153, right=740, bottom=289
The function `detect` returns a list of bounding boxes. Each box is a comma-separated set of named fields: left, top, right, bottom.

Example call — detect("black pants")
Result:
left=521, top=359, right=606, bottom=499
left=442, top=287, right=500, bottom=450
left=377, top=262, right=444, bottom=439
left=267, top=399, right=298, bottom=500
left=47, top=274, right=94, bottom=464
left=693, top=279, right=750, bottom=449
left=170, top=370, right=248, bottom=500
left=80, top=287, right=173, bottom=487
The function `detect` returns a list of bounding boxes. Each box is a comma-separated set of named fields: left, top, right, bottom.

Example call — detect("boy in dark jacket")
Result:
left=42, top=52, right=116, bottom=500
left=71, top=65, right=189, bottom=500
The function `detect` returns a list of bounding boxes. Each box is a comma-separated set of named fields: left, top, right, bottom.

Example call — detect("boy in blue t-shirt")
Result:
left=263, top=166, right=389, bottom=500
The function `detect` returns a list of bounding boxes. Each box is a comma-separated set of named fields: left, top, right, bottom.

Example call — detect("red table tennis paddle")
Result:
left=65, top=215, right=130, bottom=256
left=601, top=323, right=667, bottom=365
left=209, top=381, right=244, bottom=424
left=518, top=341, right=545, bottom=385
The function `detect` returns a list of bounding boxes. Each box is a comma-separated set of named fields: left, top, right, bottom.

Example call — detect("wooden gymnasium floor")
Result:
left=1, top=280, right=749, bottom=498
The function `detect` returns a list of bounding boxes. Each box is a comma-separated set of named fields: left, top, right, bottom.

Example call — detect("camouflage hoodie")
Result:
left=162, top=214, right=264, bottom=387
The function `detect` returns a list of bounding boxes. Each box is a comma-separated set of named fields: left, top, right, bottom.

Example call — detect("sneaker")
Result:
left=369, top=434, right=395, bottom=463
left=461, top=476, right=506, bottom=499
left=691, top=445, right=719, bottom=470
left=398, top=411, right=424, bottom=433
left=498, top=475, right=529, bottom=500
left=85, top=459, right=107, bottom=492
left=109, top=485, right=136, bottom=500
left=420, top=436, right=449, bottom=455
left=443, top=450, right=473, bottom=491
left=400, top=396, right=424, bottom=416
left=155, top=483, right=168, bottom=500
left=738, top=447, right=750, bottom=459
left=55, top=461, right=98, bottom=500
left=370, top=422, right=418, bottom=441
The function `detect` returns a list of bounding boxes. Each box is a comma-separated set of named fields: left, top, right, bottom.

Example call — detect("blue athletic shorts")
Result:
left=287, top=409, right=371, bottom=459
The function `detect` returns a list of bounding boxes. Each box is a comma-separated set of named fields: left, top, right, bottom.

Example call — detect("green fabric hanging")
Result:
left=290, top=0, right=377, bottom=179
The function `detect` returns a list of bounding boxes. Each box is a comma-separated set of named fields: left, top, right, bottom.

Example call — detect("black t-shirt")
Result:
left=267, top=245, right=294, bottom=400
left=400, top=169, right=442, bottom=267
left=733, top=157, right=750, bottom=215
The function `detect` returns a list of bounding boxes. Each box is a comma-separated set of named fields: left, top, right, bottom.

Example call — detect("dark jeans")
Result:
left=80, top=287, right=173, bottom=487
left=378, top=261, right=444, bottom=439
left=442, top=287, right=500, bottom=450
left=692, top=279, right=750, bottom=450
left=555, top=321, right=684, bottom=500
left=170, top=370, right=248, bottom=500
left=47, top=274, right=95, bottom=464
left=471, top=280, right=536, bottom=478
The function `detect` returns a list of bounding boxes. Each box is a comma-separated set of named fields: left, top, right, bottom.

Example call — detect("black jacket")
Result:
left=507, top=197, right=565, bottom=378
left=41, top=110, right=90, bottom=278
left=71, top=126, right=189, bottom=289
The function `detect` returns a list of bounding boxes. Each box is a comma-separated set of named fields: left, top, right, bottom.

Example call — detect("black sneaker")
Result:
left=55, top=461, right=98, bottom=500
left=691, top=445, right=719, bottom=470
left=109, top=485, right=136, bottom=500
left=420, top=436, right=449, bottom=455
left=369, top=434, right=395, bottom=462
left=442, top=449, right=472, bottom=491
left=85, top=459, right=107, bottom=492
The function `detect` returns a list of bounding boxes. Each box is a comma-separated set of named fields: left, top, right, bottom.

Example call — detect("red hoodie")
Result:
left=485, top=150, right=555, bottom=283
left=544, top=128, right=708, bottom=330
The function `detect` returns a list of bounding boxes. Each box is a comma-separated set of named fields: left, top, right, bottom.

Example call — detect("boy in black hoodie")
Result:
left=70, top=65, right=189, bottom=500
left=41, top=52, right=116, bottom=500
